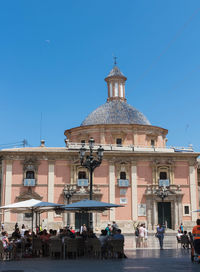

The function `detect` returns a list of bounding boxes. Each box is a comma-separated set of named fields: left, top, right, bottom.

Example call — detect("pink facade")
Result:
left=0, top=64, right=199, bottom=232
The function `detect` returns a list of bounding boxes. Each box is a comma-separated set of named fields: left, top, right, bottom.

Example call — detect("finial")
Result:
left=113, top=56, right=117, bottom=66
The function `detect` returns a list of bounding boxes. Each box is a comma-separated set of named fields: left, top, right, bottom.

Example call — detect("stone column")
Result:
left=153, top=198, right=157, bottom=229
left=189, top=165, right=197, bottom=221
left=178, top=196, right=183, bottom=226
left=4, top=161, right=12, bottom=222
left=146, top=198, right=152, bottom=230
left=109, top=163, right=115, bottom=221
left=48, top=161, right=55, bottom=222
left=174, top=199, right=178, bottom=230
left=131, top=162, right=137, bottom=221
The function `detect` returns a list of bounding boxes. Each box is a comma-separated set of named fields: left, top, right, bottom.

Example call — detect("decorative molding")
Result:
left=16, top=187, right=43, bottom=201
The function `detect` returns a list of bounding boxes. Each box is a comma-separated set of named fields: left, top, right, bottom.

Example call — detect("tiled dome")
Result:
left=81, top=100, right=150, bottom=126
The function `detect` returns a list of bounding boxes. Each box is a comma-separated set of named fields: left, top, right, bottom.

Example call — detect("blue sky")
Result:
left=0, top=0, right=200, bottom=150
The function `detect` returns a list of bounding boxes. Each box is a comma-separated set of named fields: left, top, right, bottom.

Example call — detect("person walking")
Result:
left=156, top=224, right=165, bottom=250
left=135, top=224, right=140, bottom=248
left=192, top=219, right=200, bottom=253
left=139, top=224, right=145, bottom=248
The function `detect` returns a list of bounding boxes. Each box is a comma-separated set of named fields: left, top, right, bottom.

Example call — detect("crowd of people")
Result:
left=0, top=220, right=125, bottom=260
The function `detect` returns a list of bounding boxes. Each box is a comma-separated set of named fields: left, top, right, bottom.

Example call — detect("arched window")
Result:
left=120, top=171, right=126, bottom=180
left=26, top=171, right=35, bottom=179
left=78, top=171, right=86, bottom=179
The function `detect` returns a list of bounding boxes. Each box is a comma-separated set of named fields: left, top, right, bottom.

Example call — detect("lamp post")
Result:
left=63, top=184, right=76, bottom=227
left=79, top=137, right=104, bottom=229
left=155, top=186, right=169, bottom=227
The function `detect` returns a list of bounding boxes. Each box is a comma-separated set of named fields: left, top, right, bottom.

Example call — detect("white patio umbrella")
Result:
left=0, top=198, right=64, bottom=232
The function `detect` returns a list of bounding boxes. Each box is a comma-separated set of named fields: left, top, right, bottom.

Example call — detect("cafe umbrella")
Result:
left=0, top=198, right=64, bottom=232
left=63, top=199, right=123, bottom=211
left=62, top=199, right=124, bottom=229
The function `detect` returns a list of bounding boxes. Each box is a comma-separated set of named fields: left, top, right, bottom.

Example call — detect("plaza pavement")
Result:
left=0, top=235, right=199, bottom=272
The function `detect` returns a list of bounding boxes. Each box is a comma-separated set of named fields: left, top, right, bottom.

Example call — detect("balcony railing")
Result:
left=24, top=179, right=36, bottom=187
left=77, top=179, right=89, bottom=187
left=65, top=142, right=194, bottom=153
left=117, top=179, right=129, bottom=187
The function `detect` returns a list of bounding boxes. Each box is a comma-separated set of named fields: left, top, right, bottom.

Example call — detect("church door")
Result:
left=75, top=212, right=89, bottom=230
left=158, top=202, right=172, bottom=229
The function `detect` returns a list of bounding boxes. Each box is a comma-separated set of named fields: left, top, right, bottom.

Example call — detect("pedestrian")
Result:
left=156, top=224, right=165, bottom=250
left=135, top=224, right=140, bottom=248
left=139, top=224, right=145, bottom=247
left=1, top=222, right=4, bottom=231
left=192, top=219, right=200, bottom=253
left=112, top=221, right=119, bottom=233
left=179, top=223, right=183, bottom=232
left=15, top=222, right=18, bottom=230
left=105, top=224, right=112, bottom=236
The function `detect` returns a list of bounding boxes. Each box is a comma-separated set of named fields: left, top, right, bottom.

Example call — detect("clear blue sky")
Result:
left=0, top=0, right=200, bottom=150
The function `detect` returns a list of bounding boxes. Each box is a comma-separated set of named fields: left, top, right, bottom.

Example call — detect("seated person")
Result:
left=40, top=229, right=50, bottom=242
left=176, top=229, right=183, bottom=241
left=113, top=229, right=124, bottom=243
left=181, top=231, right=190, bottom=248
left=99, top=229, right=108, bottom=247
left=2, top=231, right=13, bottom=251
left=12, top=228, right=21, bottom=240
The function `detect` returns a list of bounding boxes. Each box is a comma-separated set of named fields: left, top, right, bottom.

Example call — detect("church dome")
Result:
left=81, top=62, right=150, bottom=127
left=81, top=100, right=150, bottom=126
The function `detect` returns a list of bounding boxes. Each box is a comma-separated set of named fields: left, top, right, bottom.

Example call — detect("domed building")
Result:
left=0, top=64, right=199, bottom=232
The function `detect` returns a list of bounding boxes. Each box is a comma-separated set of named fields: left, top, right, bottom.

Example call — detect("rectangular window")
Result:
left=151, top=139, right=155, bottom=147
left=116, top=138, right=122, bottom=146
left=183, top=205, right=190, bottom=216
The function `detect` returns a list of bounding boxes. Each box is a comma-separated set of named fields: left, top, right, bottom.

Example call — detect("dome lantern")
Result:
left=105, top=60, right=127, bottom=102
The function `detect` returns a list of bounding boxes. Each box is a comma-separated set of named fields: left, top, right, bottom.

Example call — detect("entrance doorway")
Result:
left=158, top=202, right=172, bottom=229
left=75, top=212, right=89, bottom=230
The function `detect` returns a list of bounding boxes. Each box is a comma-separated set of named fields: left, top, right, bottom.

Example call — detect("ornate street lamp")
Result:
left=155, top=186, right=169, bottom=227
left=79, top=137, right=104, bottom=229
left=63, top=184, right=76, bottom=227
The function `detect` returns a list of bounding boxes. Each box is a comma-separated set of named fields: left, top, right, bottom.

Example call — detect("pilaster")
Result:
left=48, top=161, right=55, bottom=222
left=109, top=163, right=115, bottom=221
left=131, top=161, right=137, bottom=221
left=189, top=165, right=197, bottom=221
left=4, top=161, right=12, bottom=222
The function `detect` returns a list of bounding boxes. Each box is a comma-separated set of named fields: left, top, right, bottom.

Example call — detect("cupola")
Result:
left=105, top=59, right=127, bottom=102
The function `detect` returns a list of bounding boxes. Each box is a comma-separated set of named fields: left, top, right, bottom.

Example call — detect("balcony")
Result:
left=117, top=179, right=129, bottom=187
left=24, top=179, right=36, bottom=187
left=77, top=179, right=89, bottom=187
